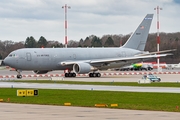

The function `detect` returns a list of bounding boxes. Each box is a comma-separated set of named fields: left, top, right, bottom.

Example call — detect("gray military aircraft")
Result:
left=1, top=14, right=172, bottom=79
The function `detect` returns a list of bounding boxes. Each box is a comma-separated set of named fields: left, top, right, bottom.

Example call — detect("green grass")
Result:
left=1, top=88, right=180, bottom=112
left=6, top=80, right=180, bottom=87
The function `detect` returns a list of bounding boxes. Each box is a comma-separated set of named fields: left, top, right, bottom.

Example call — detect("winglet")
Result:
left=122, top=14, right=153, bottom=51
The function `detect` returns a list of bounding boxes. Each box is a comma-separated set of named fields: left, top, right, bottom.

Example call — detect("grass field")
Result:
left=0, top=88, right=180, bottom=112
left=7, top=80, right=180, bottom=87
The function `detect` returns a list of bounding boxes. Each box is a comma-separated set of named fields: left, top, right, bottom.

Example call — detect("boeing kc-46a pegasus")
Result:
left=1, top=14, right=173, bottom=78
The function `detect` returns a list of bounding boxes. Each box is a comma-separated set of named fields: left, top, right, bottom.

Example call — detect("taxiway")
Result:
left=1, top=69, right=180, bottom=119
left=0, top=103, right=180, bottom=120
left=1, top=82, right=180, bottom=93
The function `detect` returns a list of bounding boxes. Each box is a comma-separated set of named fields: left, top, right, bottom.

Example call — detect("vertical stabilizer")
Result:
left=122, top=14, right=153, bottom=51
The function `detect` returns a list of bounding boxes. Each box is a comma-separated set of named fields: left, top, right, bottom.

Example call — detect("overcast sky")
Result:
left=0, top=0, right=179, bottom=43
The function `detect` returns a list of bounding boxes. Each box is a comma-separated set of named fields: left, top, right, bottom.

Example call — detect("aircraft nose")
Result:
left=1, top=60, right=4, bottom=66
left=3, top=57, right=10, bottom=66
left=3, top=56, right=18, bottom=69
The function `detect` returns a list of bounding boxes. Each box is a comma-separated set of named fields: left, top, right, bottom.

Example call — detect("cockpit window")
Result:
left=9, top=54, right=17, bottom=57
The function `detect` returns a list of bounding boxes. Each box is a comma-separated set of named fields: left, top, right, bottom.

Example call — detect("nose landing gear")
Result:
left=16, top=70, right=22, bottom=79
left=17, top=74, right=22, bottom=79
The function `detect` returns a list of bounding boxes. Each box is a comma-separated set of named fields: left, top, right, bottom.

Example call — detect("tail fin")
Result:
left=122, top=14, right=153, bottom=51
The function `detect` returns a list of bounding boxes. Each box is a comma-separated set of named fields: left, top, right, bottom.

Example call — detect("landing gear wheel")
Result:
left=16, top=70, right=22, bottom=79
left=89, top=73, right=93, bottom=77
left=89, top=72, right=101, bottom=77
left=68, top=73, right=72, bottom=77
left=17, top=75, right=22, bottom=79
left=72, top=73, right=76, bottom=77
left=96, top=73, right=101, bottom=77
left=64, top=72, right=76, bottom=77
left=93, top=73, right=96, bottom=77
left=65, top=73, right=69, bottom=77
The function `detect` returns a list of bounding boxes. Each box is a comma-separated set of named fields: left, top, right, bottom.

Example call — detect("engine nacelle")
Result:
left=73, top=63, right=96, bottom=74
left=33, top=70, right=49, bottom=74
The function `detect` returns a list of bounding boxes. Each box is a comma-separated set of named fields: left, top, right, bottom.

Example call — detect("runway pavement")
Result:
left=0, top=103, right=180, bottom=120
left=1, top=69, right=180, bottom=82
left=1, top=82, right=180, bottom=93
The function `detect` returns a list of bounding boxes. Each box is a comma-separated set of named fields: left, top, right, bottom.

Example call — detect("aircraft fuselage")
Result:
left=4, top=47, right=142, bottom=71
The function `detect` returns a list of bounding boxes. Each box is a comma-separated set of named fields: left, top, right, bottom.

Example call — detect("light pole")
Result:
left=62, top=4, right=71, bottom=48
left=154, top=6, right=162, bottom=71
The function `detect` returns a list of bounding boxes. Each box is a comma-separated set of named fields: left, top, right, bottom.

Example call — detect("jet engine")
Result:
left=33, top=70, right=49, bottom=74
left=73, top=63, right=97, bottom=74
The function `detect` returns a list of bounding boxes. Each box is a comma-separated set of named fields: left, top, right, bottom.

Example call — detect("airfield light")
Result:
left=62, top=4, right=71, bottom=48
left=154, top=6, right=162, bottom=72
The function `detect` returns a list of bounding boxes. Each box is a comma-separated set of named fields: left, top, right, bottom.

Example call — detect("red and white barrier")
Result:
left=0, top=71, right=180, bottom=79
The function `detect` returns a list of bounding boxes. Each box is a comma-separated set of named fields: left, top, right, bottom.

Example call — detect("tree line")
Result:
left=0, top=32, right=180, bottom=63
left=0, top=36, right=63, bottom=59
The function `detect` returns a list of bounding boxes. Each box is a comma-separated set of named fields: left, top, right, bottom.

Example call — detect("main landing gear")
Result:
left=64, top=69, right=101, bottom=78
left=16, top=70, right=22, bottom=79
left=64, top=72, right=101, bottom=77
left=17, top=74, right=22, bottom=79
left=65, top=72, right=76, bottom=77
left=89, top=72, right=101, bottom=77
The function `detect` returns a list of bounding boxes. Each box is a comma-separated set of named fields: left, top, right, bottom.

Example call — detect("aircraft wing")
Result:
left=61, top=53, right=172, bottom=66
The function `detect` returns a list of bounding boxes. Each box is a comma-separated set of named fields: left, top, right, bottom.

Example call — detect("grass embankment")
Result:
left=9, top=80, right=180, bottom=87
left=0, top=88, right=180, bottom=112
